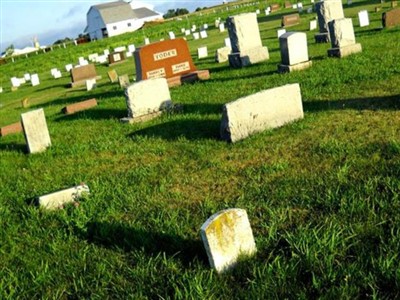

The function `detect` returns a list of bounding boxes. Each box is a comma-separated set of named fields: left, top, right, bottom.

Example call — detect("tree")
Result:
left=163, top=8, right=189, bottom=19
left=53, top=37, right=72, bottom=45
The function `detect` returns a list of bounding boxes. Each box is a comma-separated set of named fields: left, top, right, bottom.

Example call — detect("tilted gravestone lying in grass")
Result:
left=227, top=13, right=269, bottom=68
left=62, top=98, right=98, bottom=115
left=382, top=8, right=400, bottom=28
left=220, top=83, right=304, bottom=143
left=0, top=121, right=23, bottom=137
left=38, top=183, right=90, bottom=210
left=108, top=69, right=118, bottom=83
left=121, top=78, right=173, bottom=124
left=328, top=18, right=362, bottom=57
left=278, top=32, right=312, bottom=73
left=200, top=208, right=256, bottom=273
left=134, top=38, right=210, bottom=87
left=315, top=0, right=344, bottom=43
left=70, top=64, right=101, bottom=88
left=21, top=108, right=51, bottom=153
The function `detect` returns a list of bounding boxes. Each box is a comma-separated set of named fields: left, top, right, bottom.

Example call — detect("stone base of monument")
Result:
left=314, top=33, right=330, bottom=43
left=228, top=47, right=269, bottom=68
left=70, top=76, right=102, bottom=88
left=120, top=104, right=183, bottom=124
left=166, top=70, right=210, bottom=87
left=0, top=122, right=23, bottom=137
left=327, top=43, right=362, bottom=58
left=278, top=60, right=313, bottom=73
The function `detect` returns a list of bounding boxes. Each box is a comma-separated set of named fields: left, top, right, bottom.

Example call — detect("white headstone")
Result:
left=104, top=49, right=110, bottom=56
left=198, top=46, right=208, bottom=59
left=78, top=57, right=85, bottom=64
left=0, top=87, right=3, bottom=93
left=128, top=44, right=136, bottom=53
left=265, top=9, right=270, bottom=15
left=19, top=77, right=26, bottom=85
left=185, top=29, right=191, bottom=36
left=114, top=46, right=126, bottom=52
left=310, top=19, right=317, bottom=30
left=200, top=30, right=208, bottom=38
left=200, top=208, right=256, bottom=273
left=54, top=70, right=62, bottom=79
left=224, top=37, right=232, bottom=48
left=316, top=0, right=344, bottom=34
left=97, top=55, right=108, bottom=64
left=203, top=24, right=209, bottom=29
left=279, top=32, right=309, bottom=65
left=168, top=31, right=176, bottom=39
left=24, top=73, right=31, bottom=81
left=144, top=38, right=150, bottom=45
left=21, top=108, right=51, bottom=153
left=215, top=46, right=232, bottom=63
left=65, top=64, right=73, bottom=72
left=80, top=59, right=89, bottom=66
left=181, top=28, right=185, bottom=33
left=219, top=23, right=225, bottom=32
left=88, top=53, right=99, bottom=62
left=126, top=51, right=133, bottom=57
left=358, top=10, right=369, bottom=27
left=38, top=184, right=90, bottom=210
left=50, top=68, right=58, bottom=76
left=11, top=77, right=20, bottom=87
left=220, top=84, right=303, bottom=142
left=124, top=78, right=172, bottom=119
left=292, top=4, right=298, bottom=9
left=277, top=28, right=287, bottom=38
left=193, top=32, right=200, bottom=40
left=256, top=9, right=260, bottom=14
left=31, top=74, right=40, bottom=86
left=86, top=79, right=96, bottom=91
left=329, top=18, right=356, bottom=48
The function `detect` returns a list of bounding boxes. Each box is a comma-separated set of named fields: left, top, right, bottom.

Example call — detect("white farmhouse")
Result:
left=84, top=1, right=163, bottom=40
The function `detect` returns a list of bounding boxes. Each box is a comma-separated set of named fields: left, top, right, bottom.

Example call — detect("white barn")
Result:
left=84, top=1, right=163, bottom=40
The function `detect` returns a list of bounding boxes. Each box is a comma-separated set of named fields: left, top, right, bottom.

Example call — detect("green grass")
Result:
left=1, top=0, right=400, bottom=298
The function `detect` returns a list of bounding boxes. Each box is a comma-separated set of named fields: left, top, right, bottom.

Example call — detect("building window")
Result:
left=127, top=22, right=131, bottom=27
left=113, top=26, right=117, bottom=30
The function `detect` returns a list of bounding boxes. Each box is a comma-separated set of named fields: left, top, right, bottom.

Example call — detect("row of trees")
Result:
left=163, top=8, right=189, bottom=19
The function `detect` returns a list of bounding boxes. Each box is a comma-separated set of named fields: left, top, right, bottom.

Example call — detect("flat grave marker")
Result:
left=282, top=13, right=300, bottom=27
left=38, top=184, right=90, bottom=210
left=62, top=98, right=98, bottom=115
left=0, top=121, right=23, bottom=137
left=108, top=69, right=118, bottom=83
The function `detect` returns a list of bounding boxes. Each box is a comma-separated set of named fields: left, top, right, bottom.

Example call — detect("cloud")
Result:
left=57, top=5, right=84, bottom=22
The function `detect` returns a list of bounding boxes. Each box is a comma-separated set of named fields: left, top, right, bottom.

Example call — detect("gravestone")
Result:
left=31, top=74, right=40, bottom=86
left=215, top=47, right=232, bottom=63
left=134, top=38, right=210, bottom=87
left=392, top=1, right=398, bottom=7
left=128, top=44, right=136, bottom=53
left=310, top=19, right=317, bottom=30
left=96, top=55, right=108, bottom=64
left=104, top=49, right=110, bottom=56
left=382, top=8, right=400, bottom=28
left=225, top=37, right=232, bottom=48
left=270, top=3, right=281, bottom=12
left=200, top=209, right=256, bottom=273
left=220, top=83, right=303, bottom=143
left=19, top=77, right=26, bottom=85
left=169, top=31, right=175, bottom=39
left=21, top=108, right=51, bottom=153
left=219, top=23, right=225, bottom=32
left=200, top=30, right=208, bottom=38
left=282, top=13, right=300, bottom=27
left=277, top=28, right=287, bottom=38
left=108, top=52, right=126, bottom=66
left=62, top=98, right=98, bottom=115
left=121, top=78, right=172, bottom=123
left=86, top=79, right=96, bottom=91
left=108, top=69, right=118, bottom=83
left=53, top=70, right=62, bottom=79
left=144, top=38, right=150, bottom=45
left=114, top=46, right=126, bottom=52
left=118, top=74, right=130, bottom=88
left=51, top=68, right=58, bottom=76
left=358, top=10, right=369, bottom=27
left=0, top=87, right=2, bottom=93
left=185, top=29, right=191, bottom=36
left=24, top=73, right=31, bottom=81
left=315, top=0, right=344, bottom=43
left=11, top=77, right=20, bottom=88
left=70, top=64, right=101, bottom=87
left=65, top=64, right=73, bottom=72
left=328, top=18, right=362, bottom=57
left=0, top=121, right=23, bottom=137
left=193, top=32, right=200, bottom=40
left=227, top=13, right=269, bottom=68
left=88, top=53, right=98, bottom=62
left=278, top=32, right=312, bottom=72
left=38, top=184, right=90, bottom=210
left=126, top=51, right=132, bottom=58
left=292, top=4, right=298, bottom=9
left=198, top=47, right=208, bottom=59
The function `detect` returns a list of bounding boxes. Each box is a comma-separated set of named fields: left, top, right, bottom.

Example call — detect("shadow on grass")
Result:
left=0, top=142, right=27, bottom=153
left=78, top=221, right=207, bottom=267
left=55, top=108, right=127, bottom=122
left=128, top=119, right=221, bottom=141
left=304, top=95, right=400, bottom=111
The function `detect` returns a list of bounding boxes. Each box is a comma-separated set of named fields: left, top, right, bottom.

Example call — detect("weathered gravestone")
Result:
left=227, top=13, right=269, bottom=68
left=198, top=47, right=208, bottom=59
left=21, top=108, right=51, bottom=153
left=70, top=64, right=101, bottom=87
left=168, top=31, right=175, bottom=39
left=358, top=10, right=369, bottom=27
left=215, top=47, right=232, bottom=63
left=107, top=69, right=118, bottom=83
left=134, top=38, right=210, bottom=87
left=278, top=32, right=312, bottom=72
left=200, top=208, right=256, bottom=273
left=220, top=83, right=303, bottom=143
left=121, top=78, right=172, bottom=123
left=0, top=121, right=23, bottom=137
left=118, top=74, right=130, bottom=88
left=282, top=13, right=300, bottom=27
left=108, top=52, right=126, bottom=66
left=328, top=18, right=362, bottom=57
left=62, top=98, right=98, bottom=115
left=38, top=184, right=90, bottom=210
left=382, top=8, right=400, bottom=28
left=315, top=0, right=344, bottom=43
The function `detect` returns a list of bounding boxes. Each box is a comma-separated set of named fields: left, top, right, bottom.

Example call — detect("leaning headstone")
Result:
left=0, top=121, right=23, bottom=137
left=86, top=79, right=96, bottom=91
left=215, top=47, right=232, bottom=63
left=382, top=8, right=400, bottom=28
left=62, top=98, right=98, bottom=115
left=70, top=64, right=101, bottom=87
left=31, top=74, right=40, bottom=86
left=118, top=74, right=130, bottom=88
left=220, top=84, right=303, bottom=143
left=328, top=18, right=362, bottom=57
left=38, top=184, right=90, bottom=210
left=310, top=19, right=318, bottom=30
left=277, top=28, right=287, bottom=38
left=315, top=0, right=344, bottom=43
left=108, top=52, right=126, bottom=66
left=200, top=208, right=256, bottom=273
left=278, top=32, right=312, bottom=72
left=198, top=47, right=208, bottom=59
left=108, top=69, right=118, bottom=83
left=358, top=10, right=369, bottom=27
left=134, top=38, right=210, bottom=87
left=227, top=13, right=269, bottom=68
left=282, top=13, right=300, bottom=27
left=121, top=78, right=172, bottom=123
left=21, top=108, right=51, bottom=153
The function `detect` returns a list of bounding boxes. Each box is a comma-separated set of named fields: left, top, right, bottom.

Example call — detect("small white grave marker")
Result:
left=11, top=77, right=20, bottom=87
left=86, top=79, right=96, bottom=91
left=185, top=29, right=191, bottom=36
left=144, top=38, right=150, bottom=45
left=277, top=28, right=287, bottom=38
left=200, top=30, right=208, bottom=38
left=128, top=44, right=136, bottom=53
left=310, top=19, right=317, bottom=30
left=31, top=74, right=40, bottom=86
left=65, top=64, right=73, bottom=72
left=358, top=10, right=369, bottom=27
left=193, top=32, right=200, bottom=40
left=54, top=70, right=62, bottom=79
left=104, top=49, right=110, bottom=56
left=219, top=23, right=225, bottom=32
left=38, top=184, right=90, bottom=210
left=21, top=108, right=51, bottom=153
left=24, top=73, right=31, bottom=81
left=114, top=46, right=126, bottom=52
left=225, top=37, right=232, bottom=48
left=198, top=46, right=208, bottom=59
left=169, top=31, right=176, bottom=39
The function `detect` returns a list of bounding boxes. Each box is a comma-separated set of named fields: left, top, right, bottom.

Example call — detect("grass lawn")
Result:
left=0, top=0, right=399, bottom=298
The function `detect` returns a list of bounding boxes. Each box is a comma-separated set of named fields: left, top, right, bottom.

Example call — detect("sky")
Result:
left=0, top=0, right=226, bottom=53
